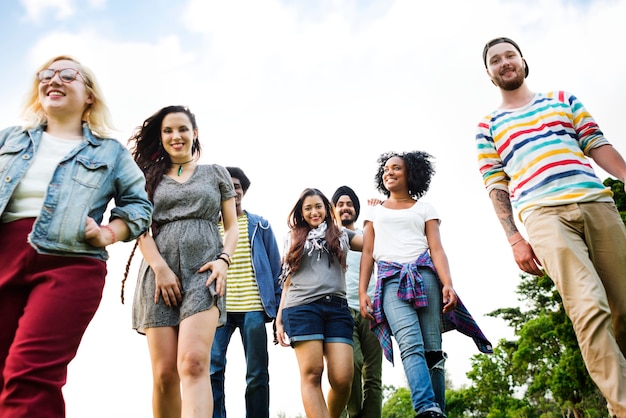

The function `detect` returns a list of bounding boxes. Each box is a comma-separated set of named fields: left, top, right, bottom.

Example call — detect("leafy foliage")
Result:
left=446, top=272, right=607, bottom=417
left=604, top=178, right=626, bottom=222
left=382, top=386, right=413, bottom=418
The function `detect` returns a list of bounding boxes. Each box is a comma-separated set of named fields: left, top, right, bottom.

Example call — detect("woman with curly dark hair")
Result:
left=359, top=151, right=457, bottom=418
left=275, top=187, right=362, bottom=418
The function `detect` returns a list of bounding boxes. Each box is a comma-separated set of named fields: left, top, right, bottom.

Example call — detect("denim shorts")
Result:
left=282, top=295, right=354, bottom=346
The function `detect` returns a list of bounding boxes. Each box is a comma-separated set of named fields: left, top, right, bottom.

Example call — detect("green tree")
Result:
left=446, top=273, right=611, bottom=417
left=604, top=178, right=626, bottom=222
left=382, top=386, right=413, bottom=418
left=447, top=272, right=607, bottom=417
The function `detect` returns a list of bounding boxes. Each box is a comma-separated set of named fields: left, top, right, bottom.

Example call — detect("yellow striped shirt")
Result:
left=220, top=215, right=263, bottom=312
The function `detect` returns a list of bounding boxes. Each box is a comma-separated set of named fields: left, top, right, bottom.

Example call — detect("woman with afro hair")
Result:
left=358, top=151, right=456, bottom=418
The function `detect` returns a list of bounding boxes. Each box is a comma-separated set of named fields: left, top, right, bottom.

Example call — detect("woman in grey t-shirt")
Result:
left=276, top=188, right=362, bottom=418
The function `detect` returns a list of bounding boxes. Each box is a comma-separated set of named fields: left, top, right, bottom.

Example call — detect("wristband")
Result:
left=216, top=256, right=230, bottom=267
left=510, top=237, right=525, bottom=247
left=219, top=252, right=231, bottom=263
left=102, top=225, right=117, bottom=244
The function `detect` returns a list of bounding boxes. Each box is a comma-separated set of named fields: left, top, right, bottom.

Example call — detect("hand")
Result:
left=441, top=285, right=457, bottom=313
left=153, top=264, right=183, bottom=307
left=84, top=217, right=110, bottom=247
left=512, top=239, right=543, bottom=276
left=275, top=317, right=290, bottom=347
left=368, top=198, right=383, bottom=206
left=199, top=258, right=228, bottom=296
left=359, top=294, right=374, bottom=320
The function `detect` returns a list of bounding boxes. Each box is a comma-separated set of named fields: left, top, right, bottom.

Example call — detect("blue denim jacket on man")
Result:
left=0, top=124, right=152, bottom=261
left=246, top=211, right=282, bottom=319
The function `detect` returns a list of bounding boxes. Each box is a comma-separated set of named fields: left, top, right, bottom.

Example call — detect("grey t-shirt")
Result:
left=282, top=228, right=355, bottom=309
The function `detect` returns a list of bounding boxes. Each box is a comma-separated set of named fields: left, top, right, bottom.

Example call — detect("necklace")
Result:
left=388, top=197, right=413, bottom=201
left=173, top=158, right=195, bottom=176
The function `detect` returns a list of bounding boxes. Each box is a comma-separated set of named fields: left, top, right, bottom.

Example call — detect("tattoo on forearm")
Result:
left=489, top=189, right=518, bottom=238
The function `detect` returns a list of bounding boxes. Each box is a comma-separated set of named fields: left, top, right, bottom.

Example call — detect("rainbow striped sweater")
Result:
left=476, top=91, right=613, bottom=221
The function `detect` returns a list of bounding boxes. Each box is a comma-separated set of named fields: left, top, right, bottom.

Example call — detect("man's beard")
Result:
left=340, top=216, right=354, bottom=227
left=494, top=68, right=525, bottom=91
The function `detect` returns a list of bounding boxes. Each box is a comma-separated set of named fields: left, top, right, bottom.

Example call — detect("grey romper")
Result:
left=132, top=164, right=236, bottom=334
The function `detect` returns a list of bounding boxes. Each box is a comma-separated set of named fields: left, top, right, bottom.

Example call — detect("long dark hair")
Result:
left=127, top=105, right=201, bottom=200
left=284, top=188, right=345, bottom=275
left=121, top=105, right=201, bottom=303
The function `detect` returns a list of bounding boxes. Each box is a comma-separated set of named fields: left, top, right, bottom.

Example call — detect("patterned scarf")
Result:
left=279, top=222, right=332, bottom=285
left=304, top=222, right=329, bottom=258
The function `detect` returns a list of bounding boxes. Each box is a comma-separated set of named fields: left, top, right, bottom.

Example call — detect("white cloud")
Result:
left=21, top=0, right=75, bottom=21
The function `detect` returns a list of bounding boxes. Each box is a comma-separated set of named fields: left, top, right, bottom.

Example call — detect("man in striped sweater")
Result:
left=477, top=37, right=626, bottom=417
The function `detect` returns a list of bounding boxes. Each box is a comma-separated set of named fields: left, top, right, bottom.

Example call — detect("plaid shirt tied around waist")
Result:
left=371, top=251, right=493, bottom=364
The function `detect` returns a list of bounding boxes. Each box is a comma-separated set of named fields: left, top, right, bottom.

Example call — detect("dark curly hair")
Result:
left=122, top=105, right=201, bottom=303
left=374, top=151, right=435, bottom=199
left=284, top=188, right=346, bottom=276
left=127, top=105, right=201, bottom=201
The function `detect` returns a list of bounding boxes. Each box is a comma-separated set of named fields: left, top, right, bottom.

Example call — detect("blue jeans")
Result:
left=382, top=268, right=443, bottom=415
left=210, top=311, right=270, bottom=418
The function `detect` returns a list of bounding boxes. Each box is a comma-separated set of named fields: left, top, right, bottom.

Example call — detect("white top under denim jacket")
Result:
left=0, top=124, right=153, bottom=261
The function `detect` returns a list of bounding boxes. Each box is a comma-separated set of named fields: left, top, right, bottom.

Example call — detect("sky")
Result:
left=2, top=0, right=626, bottom=416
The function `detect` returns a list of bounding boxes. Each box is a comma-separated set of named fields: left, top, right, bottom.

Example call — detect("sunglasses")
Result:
left=37, top=68, right=84, bottom=84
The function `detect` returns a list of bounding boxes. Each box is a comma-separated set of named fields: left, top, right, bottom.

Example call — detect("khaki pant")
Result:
left=525, top=202, right=626, bottom=417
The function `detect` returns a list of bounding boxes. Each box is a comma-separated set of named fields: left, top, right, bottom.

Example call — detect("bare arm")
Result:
left=489, top=188, right=519, bottom=240
left=349, top=232, right=363, bottom=252
left=198, top=197, right=239, bottom=296
left=589, top=144, right=626, bottom=186
left=489, top=189, right=543, bottom=276
left=84, top=217, right=130, bottom=247
left=358, top=221, right=375, bottom=320
left=424, top=220, right=457, bottom=313
left=219, top=196, right=239, bottom=259
left=275, top=274, right=291, bottom=347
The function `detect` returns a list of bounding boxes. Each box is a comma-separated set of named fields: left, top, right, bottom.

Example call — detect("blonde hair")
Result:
left=21, top=55, right=115, bottom=137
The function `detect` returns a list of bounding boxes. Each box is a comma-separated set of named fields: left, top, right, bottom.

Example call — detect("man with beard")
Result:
left=332, top=186, right=383, bottom=418
left=477, top=37, right=626, bottom=417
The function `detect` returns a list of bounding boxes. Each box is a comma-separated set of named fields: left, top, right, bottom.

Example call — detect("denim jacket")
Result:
left=246, top=211, right=282, bottom=320
left=0, top=124, right=152, bottom=261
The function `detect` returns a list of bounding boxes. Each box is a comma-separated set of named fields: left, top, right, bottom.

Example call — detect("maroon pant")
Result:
left=0, top=219, right=106, bottom=418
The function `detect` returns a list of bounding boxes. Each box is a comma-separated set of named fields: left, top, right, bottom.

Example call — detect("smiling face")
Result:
left=485, top=42, right=526, bottom=91
left=302, top=194, right=326, bottom=229
left=382, top=156, right=407, bottom=193
left=37, top=59, right=93, bottom=121
left=334, top=195, right=356, bottom=227
left=160, top=112, right=198, bottom=163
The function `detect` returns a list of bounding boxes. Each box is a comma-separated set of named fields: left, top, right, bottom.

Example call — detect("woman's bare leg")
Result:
left=146, top=326, right=182, bottom=418
left=178, top=307, right=219, bottom=418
